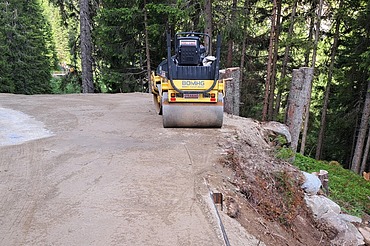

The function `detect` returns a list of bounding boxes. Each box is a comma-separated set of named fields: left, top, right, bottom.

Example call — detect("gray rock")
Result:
left=339, top=214, right=362, bottom=224
left=262, top=121, right=292, bottom=144
left=305, top=195, right=341, bottom=218
left=329, top=219, right=364, bottom=246
left=301, top=172, right=322, bottom=195
left=304, top=194, right=365, bottom=245
left=358, top=227, right=370, bottom=245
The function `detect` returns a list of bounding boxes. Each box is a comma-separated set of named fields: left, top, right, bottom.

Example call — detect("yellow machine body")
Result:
left=151, top=74, right=225, bottom=128
left=151, top=32, right=224, bottom=128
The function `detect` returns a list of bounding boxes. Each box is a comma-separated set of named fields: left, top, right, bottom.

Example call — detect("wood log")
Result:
left=317, top=170, right=329, bottom=195
left=285, top=67, right=314, bottom=154
left=363, top=171, right=370, bottom=181
left=220, top=67, right=240, bottom=116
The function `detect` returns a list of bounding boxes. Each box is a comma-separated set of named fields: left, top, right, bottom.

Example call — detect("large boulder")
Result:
left=358, top=227, right=370, bottom=245
left=261, top=121, right=291, bottom=144
left=321, top=212, right=364, bottom=246
left=304, top=194, right=365, bottom=246
left=304, top=194, right=341, bottom=217
left=301, top=172, right=322, bottom=195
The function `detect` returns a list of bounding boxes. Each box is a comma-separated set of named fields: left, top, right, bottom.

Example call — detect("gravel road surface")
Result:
left=0, top=93, right=238, bottom=246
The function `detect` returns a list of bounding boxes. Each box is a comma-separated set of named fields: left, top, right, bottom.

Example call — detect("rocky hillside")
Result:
left=209, top=115, right=369, bottom=246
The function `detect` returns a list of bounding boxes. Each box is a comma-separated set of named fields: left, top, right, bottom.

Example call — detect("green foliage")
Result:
left=294, top=154, right=370, bottom=216
left=307, top=0, right=370, bottom=163
left=0, top=0, right=55, bottom=94
left=41, top=0, right=71, bottom=67
left=94, top=1, right=190, bottom=93
left=0, top=28, right=14, bottom=92
left=50, top=76, right=80, bottom=94
left=97, top=70, right=143, bottom=93
left=94, top=3, right=144, bottom=93
left=57, top=70, right=82, bottom=94
left=47, top=0, right=83, bottom=92
left=276, top=146, right=295, bottom=160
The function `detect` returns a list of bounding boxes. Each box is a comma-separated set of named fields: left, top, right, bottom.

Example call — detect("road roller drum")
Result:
left=151, top=32, right=225, bottom=128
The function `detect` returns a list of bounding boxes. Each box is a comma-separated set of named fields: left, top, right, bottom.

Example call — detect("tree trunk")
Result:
left=300, top=0, right=323, bottom=154
left=280, top=0, right=297, bottom=80
left=365, top=163, right=370, bottom=173
left=240, top=35, right=246, bottom=84
left=220, top=67, right=240, bottom=115
left=352, top=80, right=370, bottom=174
left=361, top=125, right=370, bottom=173
left=268, top=0, right=281, bottom=121
left=226, top=0, right=238, bottom=68
left=310, top=0, right=323, bottom=69
left=304, top=4, right=316, bottom=67
left=226, top=40, right=233, bottom=68
left=315, top=15, right=340, bottom=160
left=80, top=0, right=94, bottom=93
left=274, top=0, right=298, bottom=120
left=262, top=0, right=277, bottom=121
left=317, top=170, right=329, bottom=195
left=204, top=0, right=213, bottom=53
left=285, top=67, right=314, bottom=153
left=349, top=85, right=364, bottom=169
left=239, top=0, right=250, bottom=84
left=143, top=1, right=151, bottom=93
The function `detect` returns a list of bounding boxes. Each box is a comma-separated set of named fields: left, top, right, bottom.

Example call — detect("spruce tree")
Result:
left=0, top=0, right=55, bottom=94
left=0, top=2, right=15, bottom=92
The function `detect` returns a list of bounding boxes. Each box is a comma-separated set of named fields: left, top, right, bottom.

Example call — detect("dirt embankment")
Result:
left=213, top=116, right=331, bottom=245
left=0, top=93, right=331, bottom=246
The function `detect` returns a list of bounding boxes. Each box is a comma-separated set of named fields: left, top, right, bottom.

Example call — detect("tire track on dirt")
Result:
left=0, top=141, right=46, bottom=245
left=0, top=93, right=225, bottom=246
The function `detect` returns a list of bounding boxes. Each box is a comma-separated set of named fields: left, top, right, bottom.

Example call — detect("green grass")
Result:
left=293, top=153, right=370, bottom=217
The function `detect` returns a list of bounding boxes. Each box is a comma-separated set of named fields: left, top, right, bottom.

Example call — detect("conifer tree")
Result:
left=0, top=2, right=14, bottom=92
left=0, top=0, right=55, bottom=94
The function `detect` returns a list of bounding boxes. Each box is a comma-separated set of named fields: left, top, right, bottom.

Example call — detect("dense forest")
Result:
left=0, top=0, right=370, bottom=174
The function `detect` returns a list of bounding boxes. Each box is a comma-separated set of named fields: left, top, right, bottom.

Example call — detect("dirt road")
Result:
left=0, top=93, right=246, bottom=246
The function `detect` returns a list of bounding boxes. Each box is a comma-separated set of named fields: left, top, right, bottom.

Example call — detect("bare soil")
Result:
left=0, top=93, right=328, bottom=246
left=214, top=116, right=331, bottom=245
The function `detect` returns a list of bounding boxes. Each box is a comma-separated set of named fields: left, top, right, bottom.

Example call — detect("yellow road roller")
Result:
left=151, top=32, right=225, bottom=128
